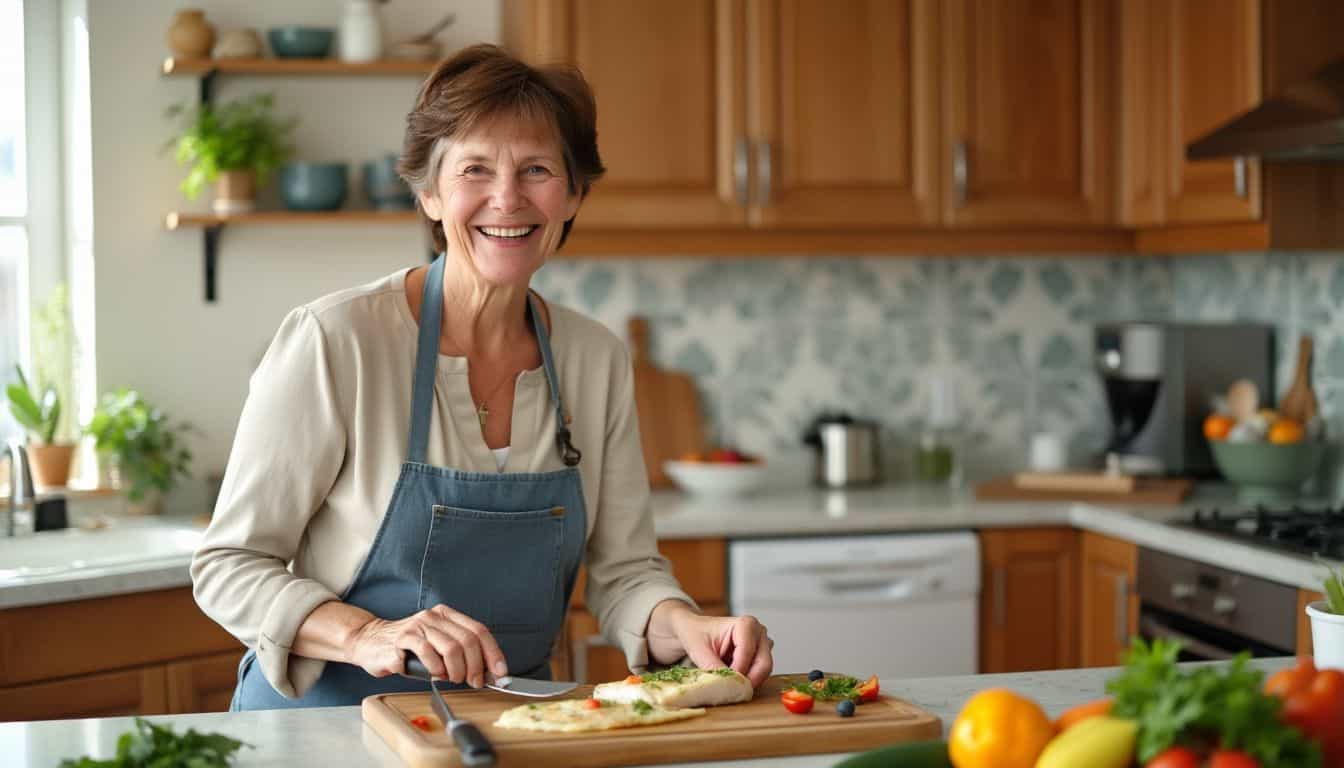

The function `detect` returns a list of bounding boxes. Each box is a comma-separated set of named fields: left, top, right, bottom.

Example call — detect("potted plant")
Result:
left=165, top=92, right=295, bottom=215
left=5, top=366, right=74, bottom=488
left=1307, top=561, right=1344, bottom=670
left=85, top=389, right=194, bottom=515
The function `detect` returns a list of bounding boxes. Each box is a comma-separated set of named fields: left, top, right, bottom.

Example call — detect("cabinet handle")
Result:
left=734, top=136, right=750, bottom=206
left=755, top=140, right=773, bottom=206
left=953, top=140, right=969, bottom=208
left=1234, top=156, right=1248, bottom=199
left=992, top=566, right=1006, bottom=627
left=1113, top=575, right=1128, bottom=647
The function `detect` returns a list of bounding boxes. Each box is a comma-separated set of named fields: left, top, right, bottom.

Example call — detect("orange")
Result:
left=1203, top=414, right=1235, bottom=442
left=1268, top=419, right=1305, bottom=444
left=1052, top=697, right=1112, bottom=731
left=949, top=688, right=1055, bottom=768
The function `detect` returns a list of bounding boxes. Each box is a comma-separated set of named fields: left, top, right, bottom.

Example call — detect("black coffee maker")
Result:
left=1094, top=323, right=1275, bottom=476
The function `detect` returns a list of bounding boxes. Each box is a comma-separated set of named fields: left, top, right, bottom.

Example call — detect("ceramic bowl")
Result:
left=267, top=27, right=335, bottom=58
left=363, top=155, right=415, bottom=211
left=1210, top=440, right=1324, bottom=502
left=663, top=460, right=768, bottom=496
left=280, top=163, right=348, bottom=211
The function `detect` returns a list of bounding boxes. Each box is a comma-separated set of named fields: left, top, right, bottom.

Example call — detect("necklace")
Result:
left=472, top=370, right=519, bottom=426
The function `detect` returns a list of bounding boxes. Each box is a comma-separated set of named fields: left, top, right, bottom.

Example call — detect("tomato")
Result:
left=781, top=689, right=815, bottom=714
left=1208, top=749, right=1260, bottom=768
left=624, top=675, right=643, bottom=684
left=948, top=688, right=1054, bottom=768
left=1145, top=746, right=1201, bottom=768
left=1264, top=657, right=1344, bottom=767
left=1053, top=697, right=1113, bottom=731
left=409, top=715, right=435, bottom=732
left=583, top=698, right=602, bottom=710
left=855, top=675, right=880, bottom=703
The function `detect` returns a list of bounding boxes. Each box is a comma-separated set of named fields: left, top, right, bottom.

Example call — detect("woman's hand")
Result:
left=347, top=604, right=508, bottom=688
left=647, top=600, right=774, bottom=688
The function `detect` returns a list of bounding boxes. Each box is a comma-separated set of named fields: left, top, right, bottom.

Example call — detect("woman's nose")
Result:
left=488, top=174, right=524, bottom=213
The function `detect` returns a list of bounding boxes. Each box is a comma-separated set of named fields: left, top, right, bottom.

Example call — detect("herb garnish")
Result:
left=632, top=700, right=653, bottom=715
left=58, top=718, right=249, bottom=768
left=640, top=666, right=697, bottom=684
left=791, top=675, right=862, bottom=701
left=710, top=668, right=738, bottom=678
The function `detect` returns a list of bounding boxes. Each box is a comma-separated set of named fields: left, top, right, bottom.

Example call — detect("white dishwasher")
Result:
left=729, top=531, right=979, bottom=677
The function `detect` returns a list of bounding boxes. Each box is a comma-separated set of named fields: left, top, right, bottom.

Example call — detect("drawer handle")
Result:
left=1113, top=575, right=1128, bottom=647
left=953, top=140, right=969, bottom=208
left=734, top=136, right=749, bottom=206
left=1234, top=156, right=1248, bottom=199
left=992, top=566, right=1006, bottom=627
left=755, top=139, right=773, bottom=206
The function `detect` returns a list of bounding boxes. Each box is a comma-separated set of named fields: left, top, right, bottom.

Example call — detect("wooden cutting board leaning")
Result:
left=975, top=474, right=1193, bottom=505
left=628, top=316, right=705, bottom=489
left=362, top=675, right=941, bottom=767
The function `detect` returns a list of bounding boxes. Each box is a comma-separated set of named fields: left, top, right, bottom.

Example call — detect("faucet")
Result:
left=6, top=441, right=34, bottom=537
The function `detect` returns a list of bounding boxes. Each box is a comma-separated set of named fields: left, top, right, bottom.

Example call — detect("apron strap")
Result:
left=528, top=293, right=581, bottom=467
left=407, top=254, right=446, bottom=464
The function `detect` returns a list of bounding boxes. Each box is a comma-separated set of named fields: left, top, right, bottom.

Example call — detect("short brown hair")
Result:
left=398, top=44, right=605, bottom=253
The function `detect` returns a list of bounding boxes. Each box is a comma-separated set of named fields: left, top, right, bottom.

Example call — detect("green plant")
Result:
left=85, top=389, right=193, bottom=501
left=58, top=716, right=248, bottom=767
left=32, top=282, right=77, bottom=441
left=1325, top=561, right=1344, bottom=614
left=165, top=92, right=295, bottom=200
left=5, top=365, right=60, bottom=444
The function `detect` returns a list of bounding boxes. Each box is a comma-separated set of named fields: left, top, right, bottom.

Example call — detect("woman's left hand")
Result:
left=647, top=600, right=774, bottom=688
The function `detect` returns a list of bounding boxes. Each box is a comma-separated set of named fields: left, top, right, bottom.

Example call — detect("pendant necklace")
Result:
left=473, top=372, right=520, bottom=426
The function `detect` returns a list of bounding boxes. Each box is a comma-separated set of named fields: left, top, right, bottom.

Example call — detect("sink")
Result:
left=0, top=523, right=203, bottom=581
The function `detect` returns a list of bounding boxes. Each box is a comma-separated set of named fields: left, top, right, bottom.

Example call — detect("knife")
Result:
left=404, top=653, right=579, bottom=698
left=427, top=678, right=496, bottom=767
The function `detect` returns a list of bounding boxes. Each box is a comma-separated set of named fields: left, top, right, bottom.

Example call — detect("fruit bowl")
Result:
left=1210, top=440, right=1324, bottom=502
left=664, top=459, right=768, bottom=496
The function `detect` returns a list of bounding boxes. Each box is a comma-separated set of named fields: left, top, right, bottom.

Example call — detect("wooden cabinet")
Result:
left=0, top=588, right=243, bottom=721
left=1298, top=589, right=1325, bottom=657
left=979, top=528, right=1079, bottom=673
left=942, top=0, right=1114, bottom=227
left=559, top=538, right=726, bottom=684
left=1078, top=531, right=1138, bottom=668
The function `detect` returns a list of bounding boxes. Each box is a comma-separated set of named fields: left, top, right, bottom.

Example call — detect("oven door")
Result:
left=1138, top=603, right=1293, bottom=661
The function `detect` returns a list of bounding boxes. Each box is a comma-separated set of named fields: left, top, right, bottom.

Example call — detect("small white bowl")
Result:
left=664, top=460, right=768, bottom=496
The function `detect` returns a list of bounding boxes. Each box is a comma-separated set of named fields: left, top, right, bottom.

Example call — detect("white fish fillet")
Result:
left=591, top=668, right=754, bottom=709
left=494, top=700, right=706, bottom=732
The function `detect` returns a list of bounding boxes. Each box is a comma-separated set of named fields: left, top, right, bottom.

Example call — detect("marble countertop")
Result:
left=0, top=658, right=1295, bottom=768
left=0, top=484, right=1334, bottom=610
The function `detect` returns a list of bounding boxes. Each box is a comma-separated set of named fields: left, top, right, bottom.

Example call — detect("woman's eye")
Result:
left=462, top=165, right=489, bottom=177
left=525, top=165, right=551, bottom=176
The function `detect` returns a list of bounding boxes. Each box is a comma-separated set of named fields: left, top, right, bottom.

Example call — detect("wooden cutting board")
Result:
left=362, top=675, right=941, bottom=768
left=975, top=475, right=1194, bottom=505
left=628, top=316, right=705, bottom=489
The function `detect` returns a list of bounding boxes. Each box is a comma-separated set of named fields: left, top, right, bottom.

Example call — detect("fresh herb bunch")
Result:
left=164, top=92, right=295, bottom=200
left=1105, top=638, right=1321, bottom=767
left=791, top=675, right=862, bottom=701
left=58, top=717, right=248, bottom=767
left=639, top=666, right=736, bottom=684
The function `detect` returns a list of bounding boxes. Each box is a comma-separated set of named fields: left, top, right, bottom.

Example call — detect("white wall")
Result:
left=86, top=1, right=499, bottom=511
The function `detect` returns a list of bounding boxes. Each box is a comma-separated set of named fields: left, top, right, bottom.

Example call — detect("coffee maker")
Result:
left=1095, top=323, right=1275, bottom=476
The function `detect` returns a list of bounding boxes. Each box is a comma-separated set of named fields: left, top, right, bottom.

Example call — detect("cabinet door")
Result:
left=0, top=666, right=168, bottom=721
left=166, top=651, right=243, bottom=714
left=1118, top=0, right=1165, bottom=225
left=1299, top=589, right=1325, bottom=657
left=746, top=0, right=939, bottom=228
left=506, top=0, right=747, bottom=229
left=979, top=528, right=1078, bottom=673
left=942, top=0, right=1113, bottom=227
left=1079, top=532, right=1138, bottom=668
left=1161, top=0, right=1262, bottom=222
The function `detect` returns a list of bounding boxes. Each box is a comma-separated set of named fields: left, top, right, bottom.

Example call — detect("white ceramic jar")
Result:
left=338, top=0, right=383, bottom=63
left=1307, top=600, right=1344, bottom=670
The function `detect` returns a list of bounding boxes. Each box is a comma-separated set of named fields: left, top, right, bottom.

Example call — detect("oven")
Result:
left=1136, top=547, right=1298, bottom=661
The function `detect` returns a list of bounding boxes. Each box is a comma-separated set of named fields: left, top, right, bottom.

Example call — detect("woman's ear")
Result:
left=418, top=189, right=442, bottom=221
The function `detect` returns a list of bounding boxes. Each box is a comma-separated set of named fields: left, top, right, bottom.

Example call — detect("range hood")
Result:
left=1187, top=58, right=1344, bottom=161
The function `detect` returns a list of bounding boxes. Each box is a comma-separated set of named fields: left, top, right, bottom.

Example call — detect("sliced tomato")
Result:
left=855, top=675, right=880, bottom=703
left=409, top=715, right=435, bottom=732
left=1208, top=750, right=1260, bottom=768
left=781, top=689, right=815, bottom=714
left=583, top=698, right=602, bottom=710
left=624, top=675, right=643, bottom=684
left=1145, top=746, right=1201, bottom=768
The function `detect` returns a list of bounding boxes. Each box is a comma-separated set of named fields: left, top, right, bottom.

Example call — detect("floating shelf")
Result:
left=165, top=210, right=420, bottom=301
left=161, top=57, right=437, bottom=77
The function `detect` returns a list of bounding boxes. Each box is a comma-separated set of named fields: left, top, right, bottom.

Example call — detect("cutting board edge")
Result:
left=363, top=695, right=458, bottom=768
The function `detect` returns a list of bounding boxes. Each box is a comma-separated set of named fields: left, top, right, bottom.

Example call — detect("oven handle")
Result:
left=1139, top=615, right=1237, bottom=661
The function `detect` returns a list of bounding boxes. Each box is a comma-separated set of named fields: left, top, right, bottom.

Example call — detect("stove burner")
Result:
left=1181, top=503, right=1344, bottom=558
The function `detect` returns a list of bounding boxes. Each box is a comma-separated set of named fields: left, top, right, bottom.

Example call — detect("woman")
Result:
left=191, top=44, right=774, bottom=710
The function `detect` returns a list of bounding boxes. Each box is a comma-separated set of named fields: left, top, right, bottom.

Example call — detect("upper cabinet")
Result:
left=942, top=0, right=1114, bottom=227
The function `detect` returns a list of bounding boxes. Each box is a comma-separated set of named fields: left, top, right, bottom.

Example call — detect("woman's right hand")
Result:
left=347, top=604, right=508, bottom=688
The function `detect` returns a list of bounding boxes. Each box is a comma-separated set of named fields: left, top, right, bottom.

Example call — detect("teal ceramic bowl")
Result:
left=363, top=155, right=415, bottom=211
left=280, top=163, right=348, bottom=211
left=1210, top=440, right=1324, bottom=502
left=267, top=27, right=335, bottom=58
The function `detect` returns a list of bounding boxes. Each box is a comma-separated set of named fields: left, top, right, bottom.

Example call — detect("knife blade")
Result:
left=403, top=653, right=578, bottom=698
left=429, top=678, right=496, bottom=767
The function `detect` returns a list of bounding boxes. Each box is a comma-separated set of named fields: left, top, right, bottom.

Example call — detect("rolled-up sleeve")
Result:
left=190, top=306, right=347, bottom=698
left=582, top=345, right=695, bottom=671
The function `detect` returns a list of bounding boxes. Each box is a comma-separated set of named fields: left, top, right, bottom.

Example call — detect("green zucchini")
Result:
left=831, top=739, right=951, bottom=768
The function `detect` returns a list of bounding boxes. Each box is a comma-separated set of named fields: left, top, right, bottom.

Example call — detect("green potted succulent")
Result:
left=85, top=389, right=194, bottom=514
left=1307, top=561, right=1344, bottom=670
left=165, top=92, right=295, bottom=215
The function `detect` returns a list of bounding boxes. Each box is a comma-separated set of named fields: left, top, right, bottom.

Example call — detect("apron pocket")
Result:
left=420, top=504, right=566, bottom=634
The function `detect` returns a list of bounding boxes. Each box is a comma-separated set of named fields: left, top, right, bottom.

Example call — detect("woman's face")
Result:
left=418, top=114, right=581, bottom=287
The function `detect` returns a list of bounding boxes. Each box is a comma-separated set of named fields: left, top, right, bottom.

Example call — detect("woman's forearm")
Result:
left=646, top=598, right=698, bottom=664
left=291, top=600, right=377, bottom=664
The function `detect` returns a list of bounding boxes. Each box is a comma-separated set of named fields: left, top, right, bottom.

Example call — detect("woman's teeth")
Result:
left=478, top=225, right=537, bottom=238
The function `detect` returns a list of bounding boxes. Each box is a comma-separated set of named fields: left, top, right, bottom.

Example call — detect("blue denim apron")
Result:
left=231, top=254, right=587, bottom=709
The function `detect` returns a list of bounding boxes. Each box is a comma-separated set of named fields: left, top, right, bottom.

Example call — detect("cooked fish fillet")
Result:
left=494, top=699, right=706, bottom=732
left=591, top=667, right=754, bottom=709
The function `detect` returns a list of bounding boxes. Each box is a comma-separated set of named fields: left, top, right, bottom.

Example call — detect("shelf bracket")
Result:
left=200, top=68, right=218, bottom=107
left=203, top=224, right=223, bottom=302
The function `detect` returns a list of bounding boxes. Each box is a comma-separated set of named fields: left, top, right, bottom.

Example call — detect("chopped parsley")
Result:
left=639, top=666, right=697, bottom=684
left=791, top=674, right=862, bottom=701
left=710, top=668, right=738, bottom=678
left=632, top=700, right=653, bottom=715
left=527, top=704, right=538, bottom=710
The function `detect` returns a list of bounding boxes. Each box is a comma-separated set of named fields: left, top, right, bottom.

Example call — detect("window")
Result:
left=0, top=0, right=30, bottom=443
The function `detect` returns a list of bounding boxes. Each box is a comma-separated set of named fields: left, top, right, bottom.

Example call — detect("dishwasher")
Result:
left=729, top=531, right=979, bottom=677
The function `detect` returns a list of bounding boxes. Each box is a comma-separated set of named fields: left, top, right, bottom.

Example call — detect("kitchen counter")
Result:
left=0, top=484, right=1334, bottom=611
left=0, top=658, right=1294, bottom=768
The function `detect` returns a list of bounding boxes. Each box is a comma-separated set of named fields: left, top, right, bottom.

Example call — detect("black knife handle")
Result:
left=451, top=722, right=497, bottom=766
left=403, top=652, right=431, bottom=680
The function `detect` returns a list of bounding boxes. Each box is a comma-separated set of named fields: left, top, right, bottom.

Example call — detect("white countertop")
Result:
left=0, top=485, right=1335, bottom=611
left=0, top=658, right=1294, bottom=767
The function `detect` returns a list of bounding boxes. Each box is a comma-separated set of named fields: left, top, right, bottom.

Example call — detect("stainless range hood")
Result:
left=1187, top=58, right=1344, bottom=161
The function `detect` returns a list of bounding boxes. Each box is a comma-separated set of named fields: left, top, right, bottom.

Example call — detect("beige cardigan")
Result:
left=190, top=267, right=693, bottom=698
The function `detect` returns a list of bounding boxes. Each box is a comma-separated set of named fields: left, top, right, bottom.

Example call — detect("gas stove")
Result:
left=1177, top=503, right=1344, bottom=559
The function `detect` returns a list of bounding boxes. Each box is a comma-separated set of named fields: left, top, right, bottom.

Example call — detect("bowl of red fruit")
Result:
left=664, top=449, right=767, bottom=496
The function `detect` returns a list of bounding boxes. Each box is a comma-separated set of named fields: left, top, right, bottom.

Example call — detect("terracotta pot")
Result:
left=213, top=169, right=256, bottom=215
left=126, top=488, right=164, bottom=517
left=27, top=443, right=75, bottom=489
left=167, top=9, right=216, bottom=59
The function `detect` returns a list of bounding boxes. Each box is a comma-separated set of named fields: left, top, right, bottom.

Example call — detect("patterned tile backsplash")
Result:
left=533, top=251, right=1344, bottom=489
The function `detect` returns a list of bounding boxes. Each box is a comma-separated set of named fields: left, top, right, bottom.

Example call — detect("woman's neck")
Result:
left=437, top=257, right=533, bottom=358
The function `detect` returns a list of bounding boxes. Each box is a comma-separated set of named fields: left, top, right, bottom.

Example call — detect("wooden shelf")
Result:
left=164, top=210, right=418, bottom=229
left=161, top=57, right=436, bottom=77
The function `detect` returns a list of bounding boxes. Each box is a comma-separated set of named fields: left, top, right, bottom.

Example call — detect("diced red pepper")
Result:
left=624, top=675, right=643, bottom=684
left=855, top=675, right=880, bottom=703
left=781, top=689, right=815, bottom=714
left=410, top=715, right=435, bottom=732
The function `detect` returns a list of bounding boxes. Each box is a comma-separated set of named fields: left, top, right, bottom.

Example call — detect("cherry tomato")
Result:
left=1264, top=656, right=1344, bottom=767
left=1145, top=746, right=1201, bottom=768
left=583, top=698, right=601, bottom=710
left=855, top=675, right=880, bottom=703
left=781, top=689, right=815, bottom=714
left=1208, top=749, right=1260, bottom=768
left=409, top=715, right=435, bottom=732
left=624, top=675, right=643, bottom=684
